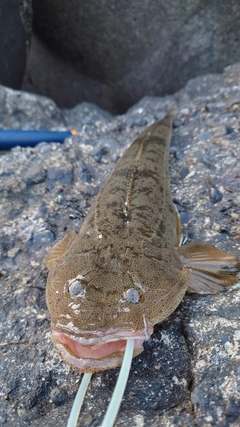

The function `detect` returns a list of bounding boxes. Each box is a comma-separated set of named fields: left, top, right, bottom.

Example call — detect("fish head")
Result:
left=46, top=238, right=190, bottom=372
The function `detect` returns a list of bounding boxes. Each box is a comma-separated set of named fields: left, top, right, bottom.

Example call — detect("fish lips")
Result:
left=51, top=325, right=152, bottom=373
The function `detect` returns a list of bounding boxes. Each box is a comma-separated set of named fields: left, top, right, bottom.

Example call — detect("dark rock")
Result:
left=89, top=146, right=109, bottom=163
left=149, top=400, right=160, bottom=411
left=173, top=150, right=185, bottom=161
left=76, top=161, right=95, bottom=184
left=0, top=63, right=240, bottom=426
left=179, top=167, right=190, bottom=181
left=0, top=0, right=32, bottom=89
left=226, top=126, right=234, bottom=134
left=207, top=180, right=223, bottom=204
left=50, top=388, right=69, bottom=406
left=210, top=186, right=223, bottom=203
left=21, top=1, right=240, bottom=113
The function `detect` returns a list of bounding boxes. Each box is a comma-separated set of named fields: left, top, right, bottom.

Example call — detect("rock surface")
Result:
left=0, top=0, right=32, bottom=89
left=23, top=1, right=240, bottom=112
left=0, top=63, right=240, bottom=426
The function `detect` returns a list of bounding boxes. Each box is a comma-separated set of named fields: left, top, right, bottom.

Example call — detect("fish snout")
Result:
left=51, top=326, right=151, bottom=372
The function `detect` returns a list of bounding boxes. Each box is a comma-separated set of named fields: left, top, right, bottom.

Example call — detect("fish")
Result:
left=46, top=112, right=240, bottom=373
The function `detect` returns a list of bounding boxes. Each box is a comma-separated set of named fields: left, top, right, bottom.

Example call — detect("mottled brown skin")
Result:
left=46, top=113, right=240, bottom=373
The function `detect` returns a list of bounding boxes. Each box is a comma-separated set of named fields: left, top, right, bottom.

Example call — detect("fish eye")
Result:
left=68, top=280, right=85, bottom=298
left=124, top=288, right=140, bottom=304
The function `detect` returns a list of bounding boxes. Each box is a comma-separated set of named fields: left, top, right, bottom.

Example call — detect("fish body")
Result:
left=46, top=113, right=240, bottom=373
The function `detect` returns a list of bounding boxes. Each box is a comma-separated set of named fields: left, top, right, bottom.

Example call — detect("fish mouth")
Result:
left=52, top=326, right=153, bottom=373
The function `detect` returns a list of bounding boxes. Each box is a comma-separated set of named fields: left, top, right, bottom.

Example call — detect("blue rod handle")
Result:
left=0, top=129, right=76, bottom=150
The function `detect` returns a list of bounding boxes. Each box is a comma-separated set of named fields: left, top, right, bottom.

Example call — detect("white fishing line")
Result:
left=101, top=338, right=134, bottom=427
left=67, top=372, right=92, bottom=427
left=67, top=339, right=134, bottom=427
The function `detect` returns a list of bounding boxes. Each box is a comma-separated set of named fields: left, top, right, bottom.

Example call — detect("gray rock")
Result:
left=33, top=230, right=55, bottom=243
left=63, top=102, right=113, bottom=131
left=47, top=166, right=73, bottom=190
left=22, top=1, right=240, bottom=113
left=23, top=162, right=46, bottom=185
left=0, top=84, right=66, bottom=130
left=0, top=63, right=240, bottom=426
left=0, top=0, right=32, bottom=89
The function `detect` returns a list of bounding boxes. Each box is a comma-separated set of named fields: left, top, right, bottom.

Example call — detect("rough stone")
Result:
left=0, top=0, right=32, bottom=89
left=0, top=85, right=66, bottom=130
left=22, top=1, right=240, bottom=113
left=0, top=63, right=240, bottom=426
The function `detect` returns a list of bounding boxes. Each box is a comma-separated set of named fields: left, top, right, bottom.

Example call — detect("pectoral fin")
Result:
left=46, top=229, right=77, bottom=271
left=177, top=243, right=240, bottom=294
